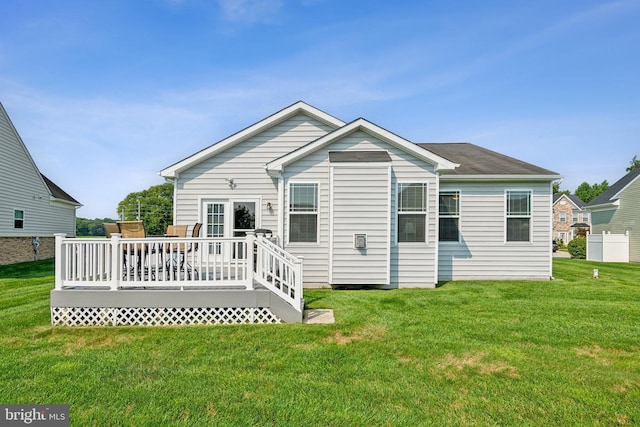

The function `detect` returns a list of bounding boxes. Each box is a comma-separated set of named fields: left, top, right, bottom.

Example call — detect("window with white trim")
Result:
left=582, top=211, right=589, bottom=222
left=559, top=212, right=566, bottom=222
left=439, top=191, right=459, bottom=242
left=398, top=183, right=426, bottom=243
left=572, top=211, right=579, bottom=223
left=289, top=183, right=318, bottom=243
left=14, top=210, right=24, bottom=229
left=506, top=191, right=531, bottom=242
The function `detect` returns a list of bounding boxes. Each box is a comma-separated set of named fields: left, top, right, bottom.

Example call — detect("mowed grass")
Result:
left=0, top=259, right=639, bottom=426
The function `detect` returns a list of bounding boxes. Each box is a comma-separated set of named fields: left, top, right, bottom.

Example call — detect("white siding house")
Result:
left=0, top=102, right=80, bottom=265
left=161, top=102, right=560, bottom=287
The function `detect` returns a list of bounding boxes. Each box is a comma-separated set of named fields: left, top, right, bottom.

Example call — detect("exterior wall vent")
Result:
left=354, top=234, right=367, bottom=249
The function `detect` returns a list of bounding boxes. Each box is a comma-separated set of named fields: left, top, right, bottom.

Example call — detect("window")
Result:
left=572, top=211, right=579, bottom=223
left=582, top=211, right=589, bottom=222
left=559, top=212, right=566, bottom=222
left=506, top=191, right=531, bottom=242
left=439, top=191, right=460, bottom=242
left=14, top=210, right=24, bottom=229
left=289, top=183, right=318, bottom=242
left=398, top=183, right=426, bottom=242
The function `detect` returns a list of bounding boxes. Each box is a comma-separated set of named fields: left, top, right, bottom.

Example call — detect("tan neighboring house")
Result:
left=552, top=194, right=590, bottom=245
left=0, top=102, right=81, bottom=265
left=587, top=167, right=640, bottom=262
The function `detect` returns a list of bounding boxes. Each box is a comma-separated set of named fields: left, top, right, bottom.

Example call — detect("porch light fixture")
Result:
left=266, top=201, right=272, bottom=209
left=225, top=178, right=235, bottom=189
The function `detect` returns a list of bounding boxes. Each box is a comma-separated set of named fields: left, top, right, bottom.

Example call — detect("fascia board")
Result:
left=587, top=200, right=620, bottom=211
left=440, top=174, right=563, bottom=182
left=266, top=118, right=458, bottom=172
left=160, top=101, right=345, bottom=178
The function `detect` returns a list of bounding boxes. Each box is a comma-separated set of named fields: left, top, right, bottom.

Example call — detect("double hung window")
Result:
left=439, top=191, right=460, bottom=242
left=14, top=210, right=24, bottom=229
left=398, top=183, right=426, bottom=243
left=506, top=191, right=531, bottom=242
left=289, top=183, right=318, bottom=243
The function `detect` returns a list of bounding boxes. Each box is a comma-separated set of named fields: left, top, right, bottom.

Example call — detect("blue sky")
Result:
left=1, top=0, right=639, bottom=218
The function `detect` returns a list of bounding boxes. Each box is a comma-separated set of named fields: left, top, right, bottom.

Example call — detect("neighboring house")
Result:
left=552, top=194, right=590, bottom=245
left=587, top=167, right=640, bottom=262
left=160, top=101, right=560, bottom=287
left=0, top=102, right=81, bottom=265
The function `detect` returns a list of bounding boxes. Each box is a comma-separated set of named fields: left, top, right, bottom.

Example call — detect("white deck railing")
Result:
left=54, top=231, right=303, bottom=312
left=254, top=234, right=304, bottom=311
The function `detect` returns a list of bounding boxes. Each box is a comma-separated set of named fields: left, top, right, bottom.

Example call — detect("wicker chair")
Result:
left=103, top=223, right=120, bottom=238
left=117, top=221, right=147, bottom=278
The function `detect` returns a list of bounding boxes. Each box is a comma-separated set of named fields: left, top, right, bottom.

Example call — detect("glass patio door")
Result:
left=203, top=199, right=258, bottom=259
left=232, top=201, right=256, bottom=258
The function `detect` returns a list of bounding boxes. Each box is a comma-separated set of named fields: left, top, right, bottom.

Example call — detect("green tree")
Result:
left=627, top=155, right=640, bottom=172
left=553, top=180, right=570, bottom=195
left=117, top=182, right=173, bottom=236
left=575, top=180, right=609, bottom=204
left=76, top=217, right=118, bottom=236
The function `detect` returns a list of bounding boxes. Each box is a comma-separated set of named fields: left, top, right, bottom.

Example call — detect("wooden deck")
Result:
left=52, top=232, right=304, bottom=325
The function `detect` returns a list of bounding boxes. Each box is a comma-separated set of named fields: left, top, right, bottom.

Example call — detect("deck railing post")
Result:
left=110, top=233, right=121, bottom=291
left=245, top=231, right=255, bottom=290
left=294, top=256, right=304, bottom=310
left=54, top=233, right=66, bottom=290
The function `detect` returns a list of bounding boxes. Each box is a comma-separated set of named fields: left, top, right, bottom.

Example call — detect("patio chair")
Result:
left=164, top=225, right=188, bottom=280
left=103, top=223, right=120, bottom=238
left=169, top=223, right=202, bottom=280
left=117, top=221, right=147, bottom=278
left=185, top=223, right=203, bottom=279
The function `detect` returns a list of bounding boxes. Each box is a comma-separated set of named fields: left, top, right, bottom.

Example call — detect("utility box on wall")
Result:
left=354, top=234, right=367, bottom=250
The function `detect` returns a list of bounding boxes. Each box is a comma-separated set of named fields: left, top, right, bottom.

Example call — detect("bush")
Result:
left=568, top=236, right=586, bottom=259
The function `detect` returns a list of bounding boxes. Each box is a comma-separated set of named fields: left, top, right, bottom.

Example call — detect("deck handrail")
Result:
left=54, top=232, right=304, bottom=313
left=253, top=233, right=303, bottom=313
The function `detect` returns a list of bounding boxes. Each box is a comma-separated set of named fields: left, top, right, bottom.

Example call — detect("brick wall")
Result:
left=0, top=236, right=55, bottom=265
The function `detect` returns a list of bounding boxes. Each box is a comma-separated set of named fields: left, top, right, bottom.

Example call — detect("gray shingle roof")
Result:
left=41, top=174, right=80, bottom=205
left=418, top=143, right=559, bottom=176
left=587, top=167, right=640, bottom=207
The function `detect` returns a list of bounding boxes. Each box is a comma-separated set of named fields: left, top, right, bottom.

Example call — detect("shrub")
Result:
left=568, top=236, right=586, bottom=259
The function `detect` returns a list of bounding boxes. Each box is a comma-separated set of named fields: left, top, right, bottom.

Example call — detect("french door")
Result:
left=203, top=199, right=258, bottom=259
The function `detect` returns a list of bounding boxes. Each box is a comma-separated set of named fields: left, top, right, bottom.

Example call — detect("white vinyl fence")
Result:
left=587, top=231, right=629, bottom=262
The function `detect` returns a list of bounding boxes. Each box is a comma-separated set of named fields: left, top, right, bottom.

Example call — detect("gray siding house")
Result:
left=587, top=167, right=640, bottom=262
left=0, top=102, right=80, bottom=265
left=160, top=102, right=560, bottom=287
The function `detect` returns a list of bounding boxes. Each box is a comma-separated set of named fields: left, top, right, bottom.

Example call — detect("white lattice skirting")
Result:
left=51, top=306, right=282, bottom=326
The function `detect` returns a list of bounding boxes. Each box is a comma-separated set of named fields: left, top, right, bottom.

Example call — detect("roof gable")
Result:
left=553, top=194, right=585, bottom=209
left=588, top=167, right=640, bottom=207
left=160, top=101, right=345, bottom=178
left=266, top=118, right=458, bottom=173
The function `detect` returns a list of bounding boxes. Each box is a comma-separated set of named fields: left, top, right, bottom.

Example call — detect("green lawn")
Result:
left=1, top=259, right=639, bottom=426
